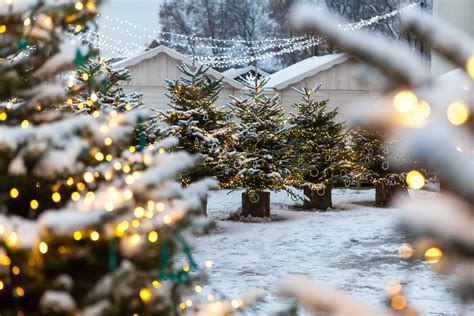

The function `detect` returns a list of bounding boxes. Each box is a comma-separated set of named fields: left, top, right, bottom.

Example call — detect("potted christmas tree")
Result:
left=286, top=85, right=353, bottom=210
left=227, top=77, right=288, bottom=217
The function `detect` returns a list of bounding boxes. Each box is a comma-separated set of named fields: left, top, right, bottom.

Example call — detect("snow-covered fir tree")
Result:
left=285, top=85, right=354, bottom=210
left=68, top=58, right=143, bottom=114
left=227, top=77, right=288, bottom=217
left=0, top=2, right=258, bottom=314
left=350, top=127, right=412, bottom=206
left=147, top=64, right=237, bottom=186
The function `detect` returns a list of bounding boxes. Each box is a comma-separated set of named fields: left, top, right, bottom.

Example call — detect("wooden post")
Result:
left=241, top=191, right=270, bottom=218
left=375, top=183, right=409, bottom=207
left=303, top=186, right=333, bottom=210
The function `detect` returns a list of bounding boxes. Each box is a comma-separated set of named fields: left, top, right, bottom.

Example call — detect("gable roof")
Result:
left=222, top=66, right=270, bottom=79
left=111, top=45, right=243, bottom=89
left=265, top=53, right=351, bottom=90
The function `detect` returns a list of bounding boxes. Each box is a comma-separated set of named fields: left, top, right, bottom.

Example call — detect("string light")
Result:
left=79, top=3, right=420, bottom=65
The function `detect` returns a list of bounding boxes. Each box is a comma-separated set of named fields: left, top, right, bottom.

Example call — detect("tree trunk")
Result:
left=241, top=191, right=270, bottom=218
left=375, top=183, right=409, bottom=207
left=303, top=186, right=332, bottom=210
left=200, top=194, right=208, bottom=215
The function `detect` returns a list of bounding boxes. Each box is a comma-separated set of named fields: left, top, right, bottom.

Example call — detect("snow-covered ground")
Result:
left=192, top=189, right=472, bottom=315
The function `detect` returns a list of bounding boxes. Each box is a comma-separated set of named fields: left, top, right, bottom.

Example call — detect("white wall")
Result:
left=432, top=0, right=474, bottom=75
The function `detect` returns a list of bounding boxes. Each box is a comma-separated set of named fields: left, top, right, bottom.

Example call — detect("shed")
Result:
left=265, top=53, right=381, bottom=121
left=112, top=45, right=243, bottom=111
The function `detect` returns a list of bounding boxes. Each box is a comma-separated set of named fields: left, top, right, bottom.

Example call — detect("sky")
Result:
left=98, top=0, right=163, bottom=57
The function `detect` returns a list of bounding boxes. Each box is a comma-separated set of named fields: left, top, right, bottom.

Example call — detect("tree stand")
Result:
left=241, top=191, right=270, bottom=217
left=375, top=183, right=408, bottom=207
left=303, top=186, right=332, bottom=210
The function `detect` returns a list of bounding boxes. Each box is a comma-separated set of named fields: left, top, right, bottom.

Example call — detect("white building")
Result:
left=265, top=53, right=380, bottom=121
left=112, top=45, right=243, bottom=111
left=113, top=46, right=380, bottom=120
left=432, top=0, right=474, bottom=75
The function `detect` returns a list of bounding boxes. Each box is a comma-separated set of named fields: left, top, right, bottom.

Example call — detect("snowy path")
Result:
left=193, top=189, right=469, bottom=315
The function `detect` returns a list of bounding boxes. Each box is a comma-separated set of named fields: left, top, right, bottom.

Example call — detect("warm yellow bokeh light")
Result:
left=205, top=260, right=214, bottom=268
left=10, top=188, right=19, bottom=199
left=90, top=231, right=100, bottom=241
left=148, top=231, right=159, bottom=243
left=15, top=286, right=25, bottom=297
left=39, top=241, right=48, bottom=254
left=386, top=280, right=402, bottom=296
left=134, top=207, right=145, bottom=218
left=466, top=55, right=474, bottom=79
left=6, top=232, right=19, bottom=248
left=52, top=192, right=61, bottom=203
left=139, top=288, right=152, bottom=302
left=152, top=280, right=161, bottom=288
left=73, top=231, right=83, bottom=241
left=30, top=199, right=39, bottom=210
left=393, top=90, right=418, bottom=113
left=398, top=243, right=414, bottom=259
left=424, top=247, right=442, bottom=264
left=75, top=1, right=84, bottom=10
left=83, top=172, right=94, bottom=183
left=406, top=170, right=425, bottom=190
left=447, top=102, right=469, bottom=125
left=391, top=295, right=407, bottom=310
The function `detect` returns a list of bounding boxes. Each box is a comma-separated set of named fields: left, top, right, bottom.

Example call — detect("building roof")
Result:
left=111, top=45, right=243, bottom=89
left=265, top=53, right=350, bottom=90
left=222, top=66, right=270, bottom=79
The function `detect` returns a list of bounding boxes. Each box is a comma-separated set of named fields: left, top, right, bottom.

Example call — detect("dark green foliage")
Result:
left=148, top=63, right=237, bottom=185
left=227, top=77, right=288, bottom=192
left=285, top=85, right=354, bottom=190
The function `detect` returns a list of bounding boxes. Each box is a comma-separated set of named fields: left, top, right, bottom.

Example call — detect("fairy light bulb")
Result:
left=148, top=231, right=158, bottom=243
left=447, top=102, right=469, bottom=125
left=75, top=1, right=84, bottom=10
left=39, top=241, right=48, bottom=254
left=393, top=90, right=417, bottom=113
left=139, top=288, right=152, bottom=302
left=30, top=200, right=39, bottom=210
left=73, top=231, right=83, bottom=240
left=83, top=172, right=94, bottom=183
left=90, top=92, right=98, bottom=102
left=52, top=192, right=61, bottom=203
left=424, top=247, right=442, bottom=264
left=6, top=232, right=19, bottom=248
left=9, top=188, right=19, bottom=198
left=20, top=120, right=29, bottom=128
left=405, top=170, right=425, bottom=190
left=90, top=231, right=100, bottom=241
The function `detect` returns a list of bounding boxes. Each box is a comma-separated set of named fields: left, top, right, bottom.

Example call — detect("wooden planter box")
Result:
left=241, top=191, right=270, bottom=218
left=375, top=183, right=408, bottom=207
left=303, top=186, right=332, bottom=210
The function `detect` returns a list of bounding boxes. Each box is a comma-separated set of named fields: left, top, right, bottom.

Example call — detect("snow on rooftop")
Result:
left=265, top=53, right=350, bottom=90
left=222, top=66, right=269, bottom=79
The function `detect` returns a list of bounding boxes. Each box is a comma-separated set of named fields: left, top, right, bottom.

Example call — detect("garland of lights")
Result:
left=87, top=2, right=421, bottom=66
